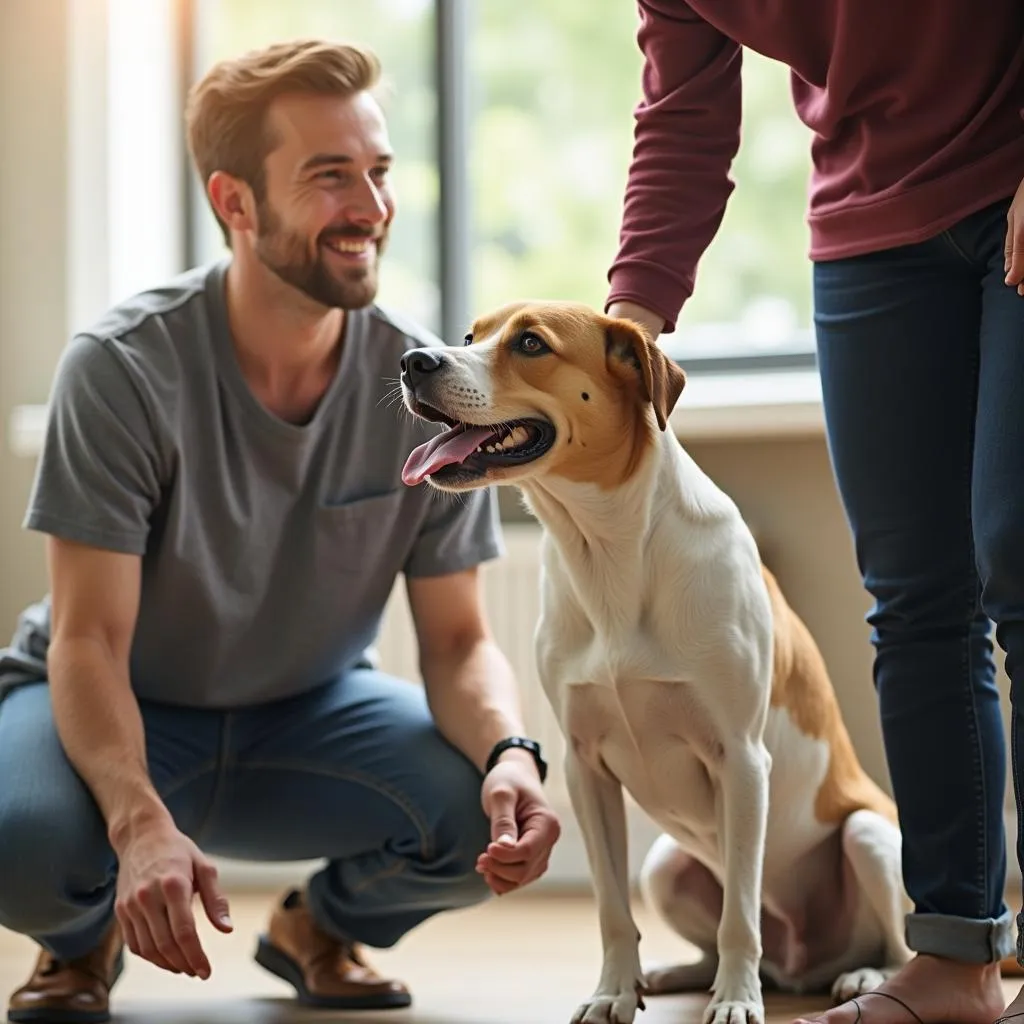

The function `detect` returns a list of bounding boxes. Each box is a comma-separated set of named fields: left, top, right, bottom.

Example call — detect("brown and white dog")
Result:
left=399, top=301, right=912, bottom=1024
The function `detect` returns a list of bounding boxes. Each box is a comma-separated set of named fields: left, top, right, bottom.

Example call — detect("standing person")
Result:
left=604, top=3, right=1024, bottom=1023
left=0, top=38, right=559, bottom=1024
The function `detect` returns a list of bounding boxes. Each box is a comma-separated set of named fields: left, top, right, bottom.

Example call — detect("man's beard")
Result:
left=252, top=199, right=387, bottom=310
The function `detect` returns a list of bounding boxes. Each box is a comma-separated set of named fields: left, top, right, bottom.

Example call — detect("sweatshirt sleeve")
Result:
left=606, top=0, right=742, bottom=333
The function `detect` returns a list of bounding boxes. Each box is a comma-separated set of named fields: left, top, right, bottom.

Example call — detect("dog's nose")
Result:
left=400, top=348, right=446, bottom=383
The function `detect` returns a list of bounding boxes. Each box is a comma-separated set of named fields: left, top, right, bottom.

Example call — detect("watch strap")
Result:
left=485, top=736, right=548, bottom=783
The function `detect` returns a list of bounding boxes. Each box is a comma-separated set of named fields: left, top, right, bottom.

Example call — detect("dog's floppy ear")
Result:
left=605, top=317, right=687, bottom=431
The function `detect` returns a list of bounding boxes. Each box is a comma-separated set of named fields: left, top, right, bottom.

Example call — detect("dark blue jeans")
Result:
left=813, top=196, right=1024, bottom=964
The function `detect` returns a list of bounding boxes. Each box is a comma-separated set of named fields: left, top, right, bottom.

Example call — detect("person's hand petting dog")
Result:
left=477, top=752, right=561, bottom=895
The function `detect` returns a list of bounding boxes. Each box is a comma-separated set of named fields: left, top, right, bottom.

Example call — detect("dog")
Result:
left=398, top=300, right=914, bottom=1024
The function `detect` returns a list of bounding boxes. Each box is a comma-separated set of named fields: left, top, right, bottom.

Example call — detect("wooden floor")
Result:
left=1, top=890, right=1021, bottom=1024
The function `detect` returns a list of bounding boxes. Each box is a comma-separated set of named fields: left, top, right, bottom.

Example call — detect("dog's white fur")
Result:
left=400, top=302, right=913, bottom=1024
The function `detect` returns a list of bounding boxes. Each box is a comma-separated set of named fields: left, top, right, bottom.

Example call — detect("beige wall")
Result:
left=0, top=0, right=71, bottom=633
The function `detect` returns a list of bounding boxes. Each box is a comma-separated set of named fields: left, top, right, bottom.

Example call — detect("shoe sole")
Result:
left=253, top=936, right=412, bottom=1010
left=8, top=952, right=124, bottom=1024
left=9, top=1010, right=110, bottom=1024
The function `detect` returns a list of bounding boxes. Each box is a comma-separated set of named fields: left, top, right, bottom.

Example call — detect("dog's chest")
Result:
left=561, top=679, right=722, bottom=838
left=535, top=571, right=683, bottom=693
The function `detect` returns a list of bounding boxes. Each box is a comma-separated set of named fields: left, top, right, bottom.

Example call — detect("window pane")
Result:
left=189, top=0, right=441, bottom=333
left=468, top=5, right=814, bottom=363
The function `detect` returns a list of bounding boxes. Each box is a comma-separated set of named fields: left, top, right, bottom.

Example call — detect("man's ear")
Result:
left=207, top=170, right=257, bottom=237
left=605, top=317, right=687, bottom=430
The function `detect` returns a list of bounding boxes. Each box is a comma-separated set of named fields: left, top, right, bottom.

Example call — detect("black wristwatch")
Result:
left=485, top=736, right=548, bottom=783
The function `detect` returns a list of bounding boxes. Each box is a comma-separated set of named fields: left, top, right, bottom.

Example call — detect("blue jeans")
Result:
left=0, top=671, right=492, bottom=960
left=813, top=195, right=1024, bottom=964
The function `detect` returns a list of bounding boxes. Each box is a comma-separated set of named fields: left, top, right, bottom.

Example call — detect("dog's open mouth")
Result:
left=402, top=404, right=555, bottom=486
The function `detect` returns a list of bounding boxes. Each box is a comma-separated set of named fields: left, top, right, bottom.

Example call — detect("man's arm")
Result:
left=406, top=567, right=536, bottom=778
left=407, top=567, right=560, bottom=893
left=45, top=538, right=232, bottom=977
left=45, top=536, right=172, bottom=848
left=607, top=0, right=743, bottom=334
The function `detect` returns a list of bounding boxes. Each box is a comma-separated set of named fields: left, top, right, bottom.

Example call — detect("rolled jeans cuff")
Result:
left=905, top=906, right=1014, bottom=963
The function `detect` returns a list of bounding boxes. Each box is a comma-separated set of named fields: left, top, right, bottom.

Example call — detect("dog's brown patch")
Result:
left=762, top=566, right=898, bottom=827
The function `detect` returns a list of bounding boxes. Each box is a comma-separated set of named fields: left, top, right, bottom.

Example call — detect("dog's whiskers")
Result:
left=378, top=379, right=406, bottom=410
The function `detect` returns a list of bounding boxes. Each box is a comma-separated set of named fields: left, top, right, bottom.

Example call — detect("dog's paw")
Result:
left=706, top=957, right=763, bottom=1024
left=703, top=997, right=765, bottom=1024
left=644, top=956, right=717, bottom=994
left=570, top=984, right=644, bottom=1024
left=830, top=967, right=888, bottom=1002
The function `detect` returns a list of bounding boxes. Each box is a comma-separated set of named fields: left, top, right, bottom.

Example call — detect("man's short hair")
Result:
left=185, top=39, right=382, bottom=242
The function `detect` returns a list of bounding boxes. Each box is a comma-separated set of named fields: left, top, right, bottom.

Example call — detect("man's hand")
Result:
left=477, top=755, right=561, bottom=895
left=606, top=300, right=665, bottom=342
left=113, top=820, right=233, bottom=978
left=1005, top=177, right=1024, bottom=296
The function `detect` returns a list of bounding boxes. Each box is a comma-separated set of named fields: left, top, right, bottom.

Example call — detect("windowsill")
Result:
left=670, top=367, right=823, bottom=441
left=6, top=370, right=824, bottom=459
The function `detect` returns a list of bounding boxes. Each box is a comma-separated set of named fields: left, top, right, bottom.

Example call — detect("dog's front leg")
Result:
left=565, top=747, right=644, bottom=1024
left=707, top=739, right=771, bottom=1024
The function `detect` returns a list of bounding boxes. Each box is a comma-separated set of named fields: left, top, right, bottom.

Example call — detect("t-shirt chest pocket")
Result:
left=314, top=489, right=409, bottom=576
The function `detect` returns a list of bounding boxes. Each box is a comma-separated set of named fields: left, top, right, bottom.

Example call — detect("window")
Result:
left=671, top=48, right=815, bottom=370
left=187, top=1, right=814, bottom=370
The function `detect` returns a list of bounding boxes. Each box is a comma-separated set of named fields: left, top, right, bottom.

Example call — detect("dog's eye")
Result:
left=463, top=334, right=473, bottom=347
left=515, top=331, right=548, bottom=356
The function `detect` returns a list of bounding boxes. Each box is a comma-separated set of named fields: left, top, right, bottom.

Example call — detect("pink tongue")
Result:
left=402, top=425, right=496, bottom=486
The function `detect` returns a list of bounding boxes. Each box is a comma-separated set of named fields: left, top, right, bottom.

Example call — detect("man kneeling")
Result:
left=0, top=38, right=559, bottom=1023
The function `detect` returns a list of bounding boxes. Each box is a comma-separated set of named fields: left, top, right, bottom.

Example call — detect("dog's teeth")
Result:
left=486, top=445, right=497, bottom=453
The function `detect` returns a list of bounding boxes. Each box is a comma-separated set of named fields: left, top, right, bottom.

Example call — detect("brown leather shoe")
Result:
left=254, top=888, right=411, bottom=1010
left=7, top=922, right=124, bottom=1023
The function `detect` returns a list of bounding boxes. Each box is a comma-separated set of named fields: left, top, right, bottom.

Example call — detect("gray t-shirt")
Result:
left=0, top=259, right=503, bottom=708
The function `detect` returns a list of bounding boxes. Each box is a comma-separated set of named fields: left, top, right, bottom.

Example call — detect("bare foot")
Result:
left=791, top=954, right=1003, bottom=1024
left=997, top=982, right=1024, bottom=1024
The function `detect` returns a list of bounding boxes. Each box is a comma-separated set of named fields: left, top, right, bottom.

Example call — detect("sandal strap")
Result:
left=848, top=991, right=924, bottom=1024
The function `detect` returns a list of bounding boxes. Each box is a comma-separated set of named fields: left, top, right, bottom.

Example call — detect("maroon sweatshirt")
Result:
left=607, top=0, right=1024, bottom=331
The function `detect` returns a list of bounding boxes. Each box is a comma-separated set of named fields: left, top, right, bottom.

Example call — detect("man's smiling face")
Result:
left=251, top=90, right=395, bottom=310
